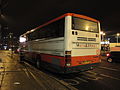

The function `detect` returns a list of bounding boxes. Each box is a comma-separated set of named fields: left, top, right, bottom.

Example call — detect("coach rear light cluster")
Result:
left=65, top=59, right=71, bottom=66
left=106, top=53, right=110, bottom=57
left=65, top=51, right=71, bottom=55
left=66, top=63, right=71, bottom=66
left=65, top=54, right=71, bottom=66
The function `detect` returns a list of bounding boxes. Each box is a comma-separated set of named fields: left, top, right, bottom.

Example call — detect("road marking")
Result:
left=22, top=69, right=30, bottom=79
left=28, top=70, right=45, bottom=88
left=75, top=77, right=88, bottom=83
left=81, top=75, right=102, bottom=81
left=43, top=74, right=78, bottom=90
left=81, top=71, right=103, bottom=81
left=100, top=74, right=120, bottom=81
left=99, top=66, right=119, bottom=71
left=24, top=62, right=78, bottom=90
left=63, top=79, right=80, bottom=85
left=86, top=71, right=98, bottom=75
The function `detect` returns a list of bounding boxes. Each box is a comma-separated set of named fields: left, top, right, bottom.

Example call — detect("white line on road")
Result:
left=24, top=62, right=78, bottom=90
left=99, top=66, right=119, bottom=71
left=100, top=74, right=120, bottom=81
left=48, top=76, right=78, bottom=90
left=81, top=71, right=103, bottom=81
left=28, top=70, right=46, bottom=88
left=22, top=69, right=31, bottom=79
left=81, top=75, right=102, bottom=81
left=75, top=77, right=88, bottom=83
left=86, top=71, right=98, bottom=75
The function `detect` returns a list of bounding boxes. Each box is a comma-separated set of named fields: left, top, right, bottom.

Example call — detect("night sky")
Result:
left=2, top=0, right=120, bottom=37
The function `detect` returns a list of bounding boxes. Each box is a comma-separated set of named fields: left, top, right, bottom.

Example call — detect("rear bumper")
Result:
left=39, top=61, right=100, bottom=74
left=64, top=63, right=100, bottom=73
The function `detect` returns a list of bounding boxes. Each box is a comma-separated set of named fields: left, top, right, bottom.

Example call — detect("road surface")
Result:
left=0, top=50, right=120, bottom=90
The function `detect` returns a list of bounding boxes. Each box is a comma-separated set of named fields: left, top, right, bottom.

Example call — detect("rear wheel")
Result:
left=36, top=58, right=41, bottom=69
left=19, top=53, right=25, bottom=63
left=107, top=58, right=113, bottom=63
left=19, top=55, right=24, bottom=63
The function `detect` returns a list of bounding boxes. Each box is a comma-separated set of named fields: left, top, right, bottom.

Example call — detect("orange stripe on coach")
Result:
left=71, top=55, right=100, bottom=66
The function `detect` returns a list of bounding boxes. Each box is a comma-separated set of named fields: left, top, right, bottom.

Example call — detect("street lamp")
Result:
left=117, top=33, right=120, bottom=45
left=100, top=31, right=104, bottom=34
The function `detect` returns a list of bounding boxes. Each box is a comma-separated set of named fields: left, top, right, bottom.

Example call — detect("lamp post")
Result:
left=117, top=33, right=120, bottom=45
left=100, top=31, right=106, bottom=42
left=100, top=31, right=103, bottom=41
left=100, top=31, right=106, bottom=53
left=103, top=33, right=106, bottom=42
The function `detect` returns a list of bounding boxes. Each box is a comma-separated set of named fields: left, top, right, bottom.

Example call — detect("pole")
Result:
left=117, top=33, right=119, bottom=46
left=117, top=36, right=118, bottom=45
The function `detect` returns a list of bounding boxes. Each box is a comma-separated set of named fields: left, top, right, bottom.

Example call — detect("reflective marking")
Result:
left=99, top=66, right=119, bottom=71
left=14, top=82, right=20, bottom=85
left=100, top=74, right=120, bottom=81
left=75, top=77, right=88, bottom=83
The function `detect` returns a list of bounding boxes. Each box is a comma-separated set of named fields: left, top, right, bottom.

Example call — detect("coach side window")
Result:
left=38, top=18, right=64, bottom=39
left=49, top=18, right=64, bottom=38
left=27, top=18, right=65, bottom=41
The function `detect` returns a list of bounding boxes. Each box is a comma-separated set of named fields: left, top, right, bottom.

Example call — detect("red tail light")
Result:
left=65, top=55, right=71, bottom=66
left=106, top=53, right=110, bottom=57
left=65, top=59, right=71, bottom=66
left=17, top=48, right=20, bottom=52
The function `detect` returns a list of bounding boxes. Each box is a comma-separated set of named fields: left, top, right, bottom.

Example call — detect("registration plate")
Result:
left=81, top=61, right=92, bottom=64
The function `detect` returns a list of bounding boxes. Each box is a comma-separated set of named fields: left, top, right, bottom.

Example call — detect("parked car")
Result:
left=106, top=51, right=120, bottom=63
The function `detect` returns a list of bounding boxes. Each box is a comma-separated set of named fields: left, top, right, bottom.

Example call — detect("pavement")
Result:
left=0, top=50, right=72, bottom=90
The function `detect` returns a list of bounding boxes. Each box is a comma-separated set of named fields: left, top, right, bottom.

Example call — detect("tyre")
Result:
left=107, top=58, right=113, bottom=63
left=19, top=53, right=24, bottom=63
left=36, top=59, right=40, bottom=69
